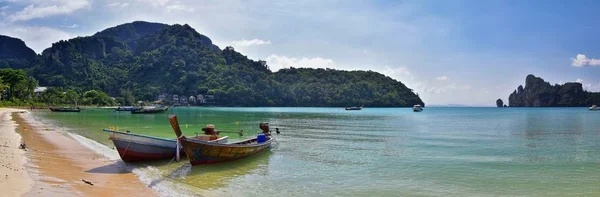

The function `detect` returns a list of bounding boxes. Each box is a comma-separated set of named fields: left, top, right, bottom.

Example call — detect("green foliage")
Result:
left=2, top=21, right=424, bottom=107
left=82, top=90, right=114, bottom=106
left=509, top=74, right=600, bottom=107
left=65, top=89, right=80, bottom=105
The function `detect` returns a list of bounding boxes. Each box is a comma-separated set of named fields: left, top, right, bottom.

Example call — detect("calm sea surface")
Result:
left=33, top=107, right=600, bottom=196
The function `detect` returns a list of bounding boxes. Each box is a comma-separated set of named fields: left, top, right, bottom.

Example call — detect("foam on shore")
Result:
left=21, top=112, right=199, bottom=197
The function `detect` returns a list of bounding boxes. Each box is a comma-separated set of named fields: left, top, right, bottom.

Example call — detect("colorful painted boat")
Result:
left=169, top=115, right=274, bottom=165
left=103, top=129, right=228, bottom=162
left=49, top=107, right=81, bottom=112
left=131, top=106, right=170, bottom=114
left=116, top=106, right=142, bottom=111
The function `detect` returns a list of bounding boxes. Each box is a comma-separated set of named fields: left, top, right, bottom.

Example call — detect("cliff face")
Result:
left=496, top=99, right=504, bottom=107
left=508, top=74, right=595, bottom=107
left=0, top=35, right=37, bottom=69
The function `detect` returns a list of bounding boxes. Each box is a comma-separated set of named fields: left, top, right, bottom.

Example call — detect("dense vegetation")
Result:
left=0, top=35, right=37, bottom=69
left=508, top=74, right=600, bottom=107
left=0, top=68, right=114, bottom=106
left=0, top=21, right=424, bottom=107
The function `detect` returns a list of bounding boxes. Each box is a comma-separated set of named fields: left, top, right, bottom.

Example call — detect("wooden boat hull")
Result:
left=116, top=107, right=142, bottom=111
left=345, top=107, right=362, bottom=110
left=104, top=129, right=228, bottom=162
left=180, top=137, right=273, bottom=165
left=130, top=107, right=170, bottom=114
left=49, top=107, right=81, bottom=112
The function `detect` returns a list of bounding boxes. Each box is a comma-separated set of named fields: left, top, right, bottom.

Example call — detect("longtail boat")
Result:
left=49, top=107, right=81, bottom=112
left=169, top=115, right=274, bottom=165
left=116, top=106, right=142, bottom=111
left=345, top=105, right=363, bottom=110
left=104, top=129, right=228, bottom=162
left=131, top=106, right=170, bottom=114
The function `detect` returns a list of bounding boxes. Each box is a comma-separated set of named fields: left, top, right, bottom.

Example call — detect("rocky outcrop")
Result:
left=508, top=74, right=597, bottom=107
left=496, top=99, right=504, bottom=107
left=0, top=35, right=37, bottom=69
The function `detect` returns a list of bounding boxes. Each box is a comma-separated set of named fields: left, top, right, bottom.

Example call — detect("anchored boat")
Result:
left=169, top=115, right=274, bottom=165
left=116, top=106, right=143, bottom=111
left=131, top=106, right=170, bottom=114
left=104, top=129, right=228, bottom=162
left=49, top=107, right=81, bottom=112
left=345, top=105, right=363, bottom=110
left=413, top=104, right=423, bottom=112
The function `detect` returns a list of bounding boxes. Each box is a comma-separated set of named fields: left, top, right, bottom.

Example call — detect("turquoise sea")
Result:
left=33, top=107, right=600, bottom=196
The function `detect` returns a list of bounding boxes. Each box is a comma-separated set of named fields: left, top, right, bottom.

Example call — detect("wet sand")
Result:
left=7, top=110, right=158, bottom=197
left=0, top=109, right=32, bottom=197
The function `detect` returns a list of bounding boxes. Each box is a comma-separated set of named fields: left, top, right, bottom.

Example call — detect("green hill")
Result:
left=1, top=21, right=424, bottom=107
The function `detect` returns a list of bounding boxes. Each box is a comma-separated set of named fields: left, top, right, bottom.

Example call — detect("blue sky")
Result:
left=0, top=0, right=599, bottom=106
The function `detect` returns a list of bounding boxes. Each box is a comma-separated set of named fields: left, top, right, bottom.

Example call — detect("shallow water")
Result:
left=35, top=107, right=600, bottom=196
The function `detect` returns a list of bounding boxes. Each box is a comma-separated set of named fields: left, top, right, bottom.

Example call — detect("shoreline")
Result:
left=0, top=108, right=32, bottom=197
left=1, top=108, right=159, bottom=196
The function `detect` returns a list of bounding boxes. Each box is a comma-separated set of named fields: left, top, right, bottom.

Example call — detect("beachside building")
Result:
left=158, top=93, right=167, bottom=101
left=34, top=87, right=48, bottom=97
left=180, top=96, right=188, bottom=105
left=189, top=96, right=196, bottom=103
left=205, top=95, right=215, bottom=103
left=196, top=94, right=205, bottom=104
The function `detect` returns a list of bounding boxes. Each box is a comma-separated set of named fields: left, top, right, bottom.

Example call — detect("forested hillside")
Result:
left=0, top=21, right=424, bottom=107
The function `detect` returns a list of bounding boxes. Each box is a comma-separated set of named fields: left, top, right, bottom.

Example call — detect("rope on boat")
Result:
left=122, top=133, right=133, bottom=158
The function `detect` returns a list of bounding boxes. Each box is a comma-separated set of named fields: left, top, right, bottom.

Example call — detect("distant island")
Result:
left=0, top=21, right=424, bottom=107
left=507, top=74, right=600, bottom=107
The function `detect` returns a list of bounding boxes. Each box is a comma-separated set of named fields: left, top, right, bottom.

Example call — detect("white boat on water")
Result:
left=590, top=105, right=600, bottom=111
left=413, top=104, right=423, bottom=112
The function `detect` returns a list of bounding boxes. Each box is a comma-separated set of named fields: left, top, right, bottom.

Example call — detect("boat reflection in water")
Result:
left=179, top=151, right=272, bottom=190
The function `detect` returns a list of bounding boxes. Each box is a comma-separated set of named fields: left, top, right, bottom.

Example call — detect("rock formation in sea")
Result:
left=496, top=99, right=504, bottom=107
left=508, top=74, right=600, bottom=107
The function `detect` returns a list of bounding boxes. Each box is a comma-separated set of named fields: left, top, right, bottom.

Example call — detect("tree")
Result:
left=65, top=89, right=80, bottom=105
left=40, top=87, right=64, bottom=106
left=120, top=90, right=135, bottom=106
left=0, top=68, right=27, bottom=100
left=82, top=90, right=114, bottom=106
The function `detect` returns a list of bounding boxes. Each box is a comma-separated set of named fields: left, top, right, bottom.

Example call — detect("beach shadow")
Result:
left=85, top=161, right=133, bottom=174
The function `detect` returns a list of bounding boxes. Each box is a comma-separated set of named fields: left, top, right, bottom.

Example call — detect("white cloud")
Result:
left=136, top=0, right=170, bottom=7
left=8, top=0, right=90, bottom=22
left=0, top=25, right=72, bottom=53
left=108, top=2, right=129, bottom=8
left=232, top=39, right=271, bottom=47
left=60, top=24, right=79, bottom=28
left=576, top=78, right=584, bottom=83
left=166, top=4, right=194, bottom=12
left=375, top=65, right=426, bottom=94
left=425, top=84, right=471, bottom=94
left=571, top=54, right=600, bottom=67
left=435, top=76, right=449, bottom=81
left=265, top=54, right=336, bottom=71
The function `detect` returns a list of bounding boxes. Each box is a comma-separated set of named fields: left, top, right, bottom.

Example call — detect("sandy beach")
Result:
left=0, top=108, right=32, bottom=197
left=0, top=108, right=158, bottom=197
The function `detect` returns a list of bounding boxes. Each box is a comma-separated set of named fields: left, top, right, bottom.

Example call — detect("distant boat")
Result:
left=116, top=106, right=142, bottom=111
left=590, top=105, right=600, bottom=111
left=49, top=107, right=81, bottom=112
left=104, top=129, right=228, bottom=162
left=413, top=104, right=423, bottom=112
left=131, top=106, right=170, bottom=114
left=169, top=115, right=273, bottom=165
left=345, top=105, right=363, bottom=110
